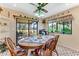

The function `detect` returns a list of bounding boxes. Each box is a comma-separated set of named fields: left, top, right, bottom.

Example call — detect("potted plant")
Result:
left=0, top=41, right=7, bottom=53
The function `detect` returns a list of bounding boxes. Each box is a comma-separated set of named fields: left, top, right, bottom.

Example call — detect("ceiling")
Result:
left=0, top=3, right=79, bottom=19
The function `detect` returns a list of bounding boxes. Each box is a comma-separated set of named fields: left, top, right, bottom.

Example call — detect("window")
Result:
left=48, top=20, right=72, bottom=34
left=58, top=21, right=63, bottom=33
left=16, top=21, right=38, bottom=37
left=48, top=22, right=53, bottom=32
left=16, top=23, right=28, bottom=36
left=63, top=21, right=72, bottom=34
left=52, top=22, right=57, bottom=32
left=29, top=22, right=38, bottom=35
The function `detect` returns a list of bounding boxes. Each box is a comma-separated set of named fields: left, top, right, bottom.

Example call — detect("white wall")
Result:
left=0, top=15, right=16, bottom=44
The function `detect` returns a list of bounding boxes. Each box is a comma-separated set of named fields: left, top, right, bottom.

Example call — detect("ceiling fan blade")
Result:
left=30, top=3, right=38, bottom=7
left=41, top=3, right=48, bottom=7
left=38, top=3, right=41, bottom=5
left=34, top=8, right=48, bottom=13
left=41, top=9, right=48, bottom=13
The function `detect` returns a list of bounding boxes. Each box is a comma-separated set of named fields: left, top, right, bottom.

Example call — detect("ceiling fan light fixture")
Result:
left=35, top=11, right=44, bottom=17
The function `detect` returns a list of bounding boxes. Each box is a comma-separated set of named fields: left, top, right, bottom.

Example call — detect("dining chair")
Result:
left=5, top=37, right=27, bottom=56
left=30, top=35, right=59, bottom=56
left=40, top=38, right=54, bottom=56
left=42, top=38, right=53, bottom=50
left=30, top=38, right=53, bottom=56
left=43, top=48, right=52, bottom=56
left=41, top=35, right=59, bottom=56
left=49, top=35, right=59, bottom=56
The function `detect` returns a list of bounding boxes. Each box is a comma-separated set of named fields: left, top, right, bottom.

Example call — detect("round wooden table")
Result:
left=18, top=35, right=55, bottom=49
left=19, top=42, right=43, bottom=49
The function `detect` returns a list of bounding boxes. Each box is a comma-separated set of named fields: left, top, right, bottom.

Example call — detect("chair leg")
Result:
left=54, top=49, right=59, bottom=56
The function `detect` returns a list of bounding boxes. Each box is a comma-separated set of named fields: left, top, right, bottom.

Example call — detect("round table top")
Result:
left=18, top=35, right=55, bottom=47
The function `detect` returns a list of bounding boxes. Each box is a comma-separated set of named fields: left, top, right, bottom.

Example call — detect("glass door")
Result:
left=16, top=21, right=38, bottom=44
left=33, top=22, right=38, bottom=35
left=28, top=21, right=38, bottom=36
left=16, top=23, right=28, bottom=40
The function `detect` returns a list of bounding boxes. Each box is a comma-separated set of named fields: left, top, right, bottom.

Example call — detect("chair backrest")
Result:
left=5, top=37, right=16, bottom=56
left=42, top=38, right=53, bottom=50
left=50, top=35, right=59, bottom=51
left=43, top=48, right=52, bottom=56
left=54, top=35, right=59, bottom=48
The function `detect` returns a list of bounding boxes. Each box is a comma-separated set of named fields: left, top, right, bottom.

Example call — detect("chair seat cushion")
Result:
left=14, top=46, right=27, bottom=56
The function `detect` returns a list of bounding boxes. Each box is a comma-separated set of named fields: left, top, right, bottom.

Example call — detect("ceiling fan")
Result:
left=30, top=3, right=48, bottom=13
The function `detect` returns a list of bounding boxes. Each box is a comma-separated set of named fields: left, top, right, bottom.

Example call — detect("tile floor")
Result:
left=0, top=44, right=79, bottom=56
left=56, top=45, right=79, bottom=56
